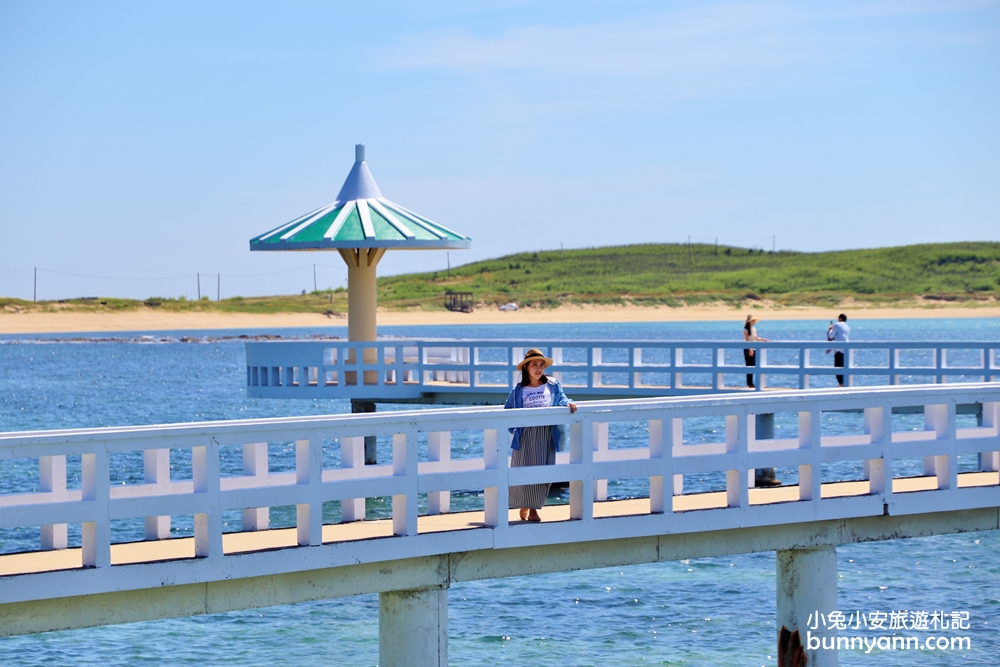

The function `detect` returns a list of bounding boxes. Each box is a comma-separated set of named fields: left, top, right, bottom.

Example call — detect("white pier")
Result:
left=245, top=338, right=1000, bottom=402
left=1, top=383, right=999, bottom=665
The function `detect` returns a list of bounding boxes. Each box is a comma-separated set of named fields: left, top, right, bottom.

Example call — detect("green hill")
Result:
left=3, top=242, right=998, bottom=314
left=380, top=241, right=1000, bottom=309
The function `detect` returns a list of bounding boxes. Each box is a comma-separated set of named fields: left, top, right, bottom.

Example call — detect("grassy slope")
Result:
left=2, top=242, right=998, bottom=314
left=380, top=241, right=1000, bottom=309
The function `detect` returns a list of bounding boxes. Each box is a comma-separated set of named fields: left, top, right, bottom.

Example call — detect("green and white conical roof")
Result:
left=250, top=145, right=471, bottom=251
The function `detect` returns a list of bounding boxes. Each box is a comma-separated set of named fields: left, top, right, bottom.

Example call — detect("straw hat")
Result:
left=516, top=348, right=554, bottom=370
left=745, top=314, right=759, bottom=325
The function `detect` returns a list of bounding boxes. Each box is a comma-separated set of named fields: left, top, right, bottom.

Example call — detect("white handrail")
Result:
left=0, top=383, right=998, bottom=605
left=245, top=339, right=1000, bottom=399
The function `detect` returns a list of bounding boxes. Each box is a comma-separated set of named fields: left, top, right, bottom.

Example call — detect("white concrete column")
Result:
left=379, top=586, right=448, bottom=667
left=777, top=546, right=838, bottom=667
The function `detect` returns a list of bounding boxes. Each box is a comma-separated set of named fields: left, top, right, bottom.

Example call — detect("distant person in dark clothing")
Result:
left=743, top=315, right=768, bottom=389
left=827, top=313, right=851, bottom=387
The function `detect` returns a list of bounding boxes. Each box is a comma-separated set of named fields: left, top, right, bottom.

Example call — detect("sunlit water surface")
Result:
left=1, top=319, right=997, bottom=666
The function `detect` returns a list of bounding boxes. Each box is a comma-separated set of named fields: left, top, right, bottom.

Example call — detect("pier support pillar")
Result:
left=754, top=413, right=778, bottom=487
left=351, top=399, right=378, bottom=465
left=777, top=546, right=838, bottom=667
left=379, top=585, right=448, bottom=667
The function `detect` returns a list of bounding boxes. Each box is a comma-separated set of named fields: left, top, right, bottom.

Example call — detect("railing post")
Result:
left=865, top=405, right=893, bottom=499
left=980, top=402, right=999, bottom=472
left=649, top=418, right=664, bottom=512
left=797, top=411, right=822, bottom=502
left=670, top=417, right=684, bottom=495
left=143, top=448, right=171, bottom=539
left=39, top=455, right=68, bottom=550
left=777, top=546, right=838, bottom=667
left=725, top=413, right=748, bottom=508
left=193, top=440, right=223, bottom=559
left=341, top=436, right=366, bottom=522
left=923, top=403, right=957, bottom=489
left=648, top=416, right=678, bottom=513
left=593, top=421, right=608, bottom=501
left=81, top=447, right=110, bottom=568
left=483, top=429, right=506, bottom=528
left=427, top=431, right=451, bottom=514
left=570, top=418, right=594, bottom=520
left=392, top=429, right=419, bottom=536
left=591, top=347, right=602, bottom=388
left=379, top=585, right=448, bottom=667
left=242, top=443, right=269, bottom=531
left=799, top=346, right=809, bottom=390
left=550, top=347, right=563, bottom=384
left=296, top=438, right=324, bottom=546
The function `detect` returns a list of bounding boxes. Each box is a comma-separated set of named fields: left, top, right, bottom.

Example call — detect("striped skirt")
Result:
left=508, top=425, right=555, bottom=510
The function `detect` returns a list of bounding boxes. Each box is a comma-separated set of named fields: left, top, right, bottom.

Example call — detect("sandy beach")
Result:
left=1, top=303, right=998, bottom=335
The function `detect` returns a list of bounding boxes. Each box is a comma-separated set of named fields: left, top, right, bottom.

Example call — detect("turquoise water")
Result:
left=1, top=319, right=998, bottom=665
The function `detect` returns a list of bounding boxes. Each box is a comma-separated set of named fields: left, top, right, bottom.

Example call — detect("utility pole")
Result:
left=561, top=242, right=564, bottom=260
left=447, top=252, right=450, bottom=276
left=687, top=235, right=692, bottom=265
left=773, top=235, right=776, bottom=253
left=33, top=267, right=37, bottom=301
left=313, top=264, right=317, bottom=292
left=217, top=274, right=221, bottom=301
left=197, top=273, right=201, bottom=300
left=715, top=237, right=718, bottom=255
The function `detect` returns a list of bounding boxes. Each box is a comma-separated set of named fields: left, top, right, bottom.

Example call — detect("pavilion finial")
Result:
left=356, top=144, right=365, bottom=162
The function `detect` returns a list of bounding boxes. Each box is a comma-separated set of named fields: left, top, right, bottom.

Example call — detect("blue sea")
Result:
left=1, top=318, right=998, bottom=666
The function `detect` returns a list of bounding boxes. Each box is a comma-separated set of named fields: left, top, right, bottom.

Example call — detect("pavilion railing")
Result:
left=245, top=339, right=1000, bottom=399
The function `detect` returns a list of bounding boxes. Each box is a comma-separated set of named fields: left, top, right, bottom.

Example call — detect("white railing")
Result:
left=245, top=339, right=1000, bottom=400
left=0, top=384, right=998, bottom=604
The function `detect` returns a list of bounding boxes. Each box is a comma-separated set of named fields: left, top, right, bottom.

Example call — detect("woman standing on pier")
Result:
left=505, top=348, right=577, bottom=522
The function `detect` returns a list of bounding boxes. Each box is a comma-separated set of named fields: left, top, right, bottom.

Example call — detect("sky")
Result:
left=1, top=0, right=998, bottom=301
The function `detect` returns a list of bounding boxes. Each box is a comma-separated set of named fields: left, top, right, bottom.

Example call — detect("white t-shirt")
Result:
left=829, top=321, right=851, bottom=354
left=522, top=383, right=552, bottom=408
left=830, top=321, right=850, bottom=343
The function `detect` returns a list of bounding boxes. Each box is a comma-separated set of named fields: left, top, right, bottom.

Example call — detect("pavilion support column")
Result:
left=777, top=546, right=838, bottom=667
left=341, top=247, right=386, bottom=466
left=340, top=247, right=385, bottom=344
left=379, top=585, right=448, bottom=667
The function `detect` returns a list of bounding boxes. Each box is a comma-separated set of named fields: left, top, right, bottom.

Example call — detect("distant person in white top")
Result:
left=827, top=313, right=851, bottom=387
left=743, top=315, right=768, bottom=389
